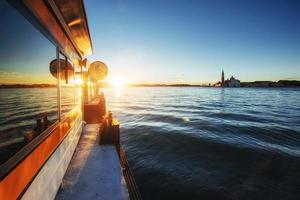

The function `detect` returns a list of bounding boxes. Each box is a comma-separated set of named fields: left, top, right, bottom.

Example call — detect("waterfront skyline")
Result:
left=1, top=0, right=300, bottom=85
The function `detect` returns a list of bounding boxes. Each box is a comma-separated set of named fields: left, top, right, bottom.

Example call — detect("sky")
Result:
left=0, top=0, right=299, bottom=84
left=85, top=0, right=300, bottom=84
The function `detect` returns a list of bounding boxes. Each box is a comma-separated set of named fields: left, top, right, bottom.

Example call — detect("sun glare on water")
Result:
left=109, top=78, right=129, bottom=98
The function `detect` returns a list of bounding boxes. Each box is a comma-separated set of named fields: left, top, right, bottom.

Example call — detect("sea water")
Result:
left=1, top=87, right=300, bottom=199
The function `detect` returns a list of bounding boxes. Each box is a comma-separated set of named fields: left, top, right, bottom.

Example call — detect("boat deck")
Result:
left=55, top=124, right=129, bottom=200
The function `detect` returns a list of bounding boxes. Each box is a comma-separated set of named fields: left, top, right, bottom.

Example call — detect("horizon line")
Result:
left=1, top=79, right=300, bottom=87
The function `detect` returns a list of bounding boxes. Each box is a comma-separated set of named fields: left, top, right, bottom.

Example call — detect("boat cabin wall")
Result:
left=0, top=1, right=85, bottom=199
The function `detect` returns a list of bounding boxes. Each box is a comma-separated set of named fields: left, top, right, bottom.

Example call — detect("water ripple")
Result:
left=104, top=87, right=300, bottom=200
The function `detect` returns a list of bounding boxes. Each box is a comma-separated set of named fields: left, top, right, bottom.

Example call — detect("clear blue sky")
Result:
left=85, top=0, right=300, bottom=84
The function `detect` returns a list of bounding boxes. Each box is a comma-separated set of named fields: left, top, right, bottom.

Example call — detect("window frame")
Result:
left=0, top=3, right=82, bottom=181
left=0, top=47, right=81, bottom=180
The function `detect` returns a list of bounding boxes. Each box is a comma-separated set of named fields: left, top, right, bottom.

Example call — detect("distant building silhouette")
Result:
left=214, top=70, right=240, bottom=87
left=221, top=69, right=225, bottom=87
left=225, top=76, right=240, bottom=87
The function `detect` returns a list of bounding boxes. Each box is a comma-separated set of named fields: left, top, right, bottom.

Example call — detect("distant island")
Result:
left=112, top=80, right=300, bottom=88
left=128, top=83, right=203, bottom=87
left=240, top=80, right=300, bottom=87
left=111, top=80, right=300, bottom=88
left=1, top=80, right=300, bottom=89
left=213, top=70, right=300, bottom=88
left=128, top=80, right=300, bottom=87
left=0, top=84, right=56, bottom=88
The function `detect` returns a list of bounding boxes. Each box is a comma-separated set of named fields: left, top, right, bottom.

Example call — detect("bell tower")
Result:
left=221, top=69, right=225, bottom=87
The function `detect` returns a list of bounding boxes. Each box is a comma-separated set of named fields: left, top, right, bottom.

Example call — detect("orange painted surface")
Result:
left=0, top=111, right=79, bottom=200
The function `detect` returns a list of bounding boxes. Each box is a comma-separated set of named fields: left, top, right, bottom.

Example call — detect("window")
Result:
left=0, top=1, right=57, bottom=165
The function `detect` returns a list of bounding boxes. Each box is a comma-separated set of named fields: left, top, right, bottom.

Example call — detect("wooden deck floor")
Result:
left=55, top=124, right=129, bottom=200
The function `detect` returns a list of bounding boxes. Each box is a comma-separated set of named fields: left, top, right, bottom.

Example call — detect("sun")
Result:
left=109, top=78, right=128, bottom=88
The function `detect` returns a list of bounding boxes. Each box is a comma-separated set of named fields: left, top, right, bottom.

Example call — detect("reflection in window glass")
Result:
left=0, top=1, right=57, bottom=165
left=60, top=54, right=75, bottom=118
left=74, top=65, right=82, bottom=109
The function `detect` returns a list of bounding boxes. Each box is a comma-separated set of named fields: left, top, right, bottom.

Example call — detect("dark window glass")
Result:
left=0, top=1, right=57, bottom=165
